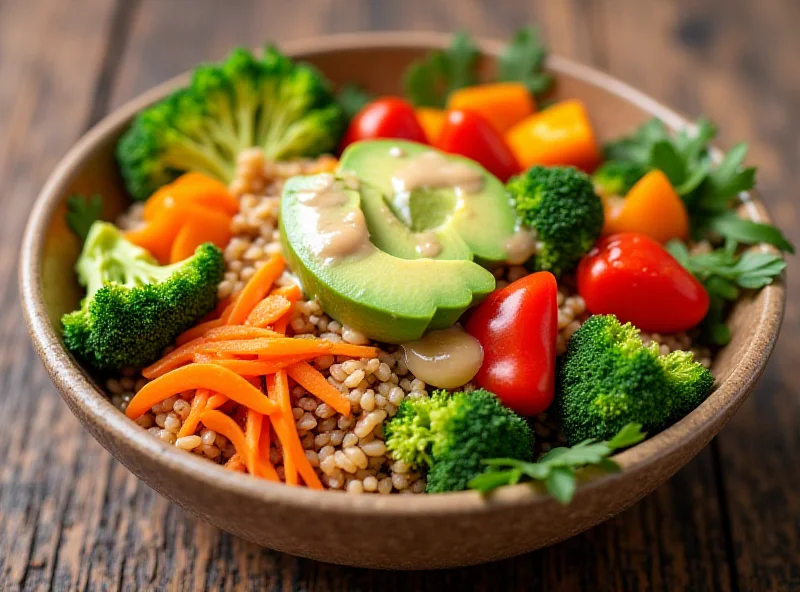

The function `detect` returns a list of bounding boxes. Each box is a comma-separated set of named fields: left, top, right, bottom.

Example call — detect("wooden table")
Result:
left=1, top=1, right=798, bottom=589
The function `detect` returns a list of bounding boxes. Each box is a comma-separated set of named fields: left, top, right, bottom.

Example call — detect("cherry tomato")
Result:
left=465, top=271, right=558, bottom=415
left=340, top=98, right=427, bottom=151
left=577, top=232, right=710, bottom=333
left=435, top=109, right=521, bottom=182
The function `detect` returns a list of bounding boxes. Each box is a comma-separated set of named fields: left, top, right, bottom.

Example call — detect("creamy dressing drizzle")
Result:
left=391, top=150, right=485, bottom=194
left=297, top=174, right=372, bottom=262
left=401, top=326, right=484, bottom=389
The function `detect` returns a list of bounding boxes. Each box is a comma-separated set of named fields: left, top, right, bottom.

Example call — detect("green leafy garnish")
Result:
left=498, top=26, right=553, bottom=98
left=667, top=240, right=787, bottom=344
left=468, top=423, right=646, bottom=503
left=335, top=83, right=374, bottom=122
left=403, top=31, right=480, bottom=108
left=66, top=194, right=103, bottom=242
left=707, top=211, right=794, bottom=253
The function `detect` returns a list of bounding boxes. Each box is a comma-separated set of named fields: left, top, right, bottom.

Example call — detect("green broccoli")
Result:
left=385, top=389, right=533, bottom=493
left=62, top=221, right=224, bottom=372
left=591, top=160, right=649, bottom=197
left=507, top=165, right=604, bottom=277
left=554, top=314, right=714, bottom=444
left=117, top=46, right=345, bottom=201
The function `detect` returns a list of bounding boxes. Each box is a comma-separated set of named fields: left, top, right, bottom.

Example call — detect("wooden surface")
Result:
left=1, top=0, right=798, bottom=589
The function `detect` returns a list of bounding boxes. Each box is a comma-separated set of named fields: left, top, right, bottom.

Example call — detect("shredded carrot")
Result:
left=141, top=338, right=208, bottom=379
left=286, top=361, right=351, bottom=416
left=245, top=410, right=263, bottom=476
left=202, top=325, right=283, bottom=341
left=226, top=254, right=286, bottom=325
left=194, top=338, right=379, bottom=359
left=224, top=454, right=247, bottom=472
left=244, top=295, right=292, bottom=328
left=177, top=388, right=210, bottom=438
left=176, top=319, right=222, bottom=346
left=206, top=393, right=229, bottom=410
left=255, top=415, right=279, bottom=480
left=126, top=364, right=276, bottom=419
left=191, top=356, right=314, bottom=376
left=272, top=315, right=290, bottom=335
left=199, top=410, right=256, bottom=475
left=270, top=283, right=302, bottom=302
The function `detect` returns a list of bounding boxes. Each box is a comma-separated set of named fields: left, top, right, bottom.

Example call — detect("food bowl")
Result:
left=19, top=32, right=784, bottom=569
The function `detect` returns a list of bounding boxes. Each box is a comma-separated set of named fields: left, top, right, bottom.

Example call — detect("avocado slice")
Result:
left=280, top=174, right=495, bottom=343
left=338, top=140, right=517, bottom=264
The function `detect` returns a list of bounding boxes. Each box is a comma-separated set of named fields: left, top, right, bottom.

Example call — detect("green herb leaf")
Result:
left=335, top=83, right=374, bottom=122
left=650, top=140, right=687, bottom=187
left=403, top=31, right=480, bottom=107
left=498, top=26, right=553, bottom=98
left=469, top=423, right=646, bottom=503
left=708, top=212, right=794, bottom=253
left=66, top=194, right=103, bottom=242
left=604, top=118, right=670, bottom=164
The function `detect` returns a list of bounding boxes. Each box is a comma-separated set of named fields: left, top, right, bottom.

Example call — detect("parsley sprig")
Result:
left=403, top=27, right=553, bottom=108
left=468, top=423, right=646, bottom=503
left=66, top=194, right=103, bottom=242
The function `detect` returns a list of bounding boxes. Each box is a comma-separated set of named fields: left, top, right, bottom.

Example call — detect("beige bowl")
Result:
left=19, top=32, right=784, bottom=569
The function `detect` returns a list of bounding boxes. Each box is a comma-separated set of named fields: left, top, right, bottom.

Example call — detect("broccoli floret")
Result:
left=385, top=389, right=533, bottom=493
left=592, top=161, right=649, bottom=197
left=554, top=314, right=714, bottom=444
left=62, top=221, right=224, bottom=371
left=117, top=46, right=345, bottom=200
left=507, top=165, right=604, bottom=277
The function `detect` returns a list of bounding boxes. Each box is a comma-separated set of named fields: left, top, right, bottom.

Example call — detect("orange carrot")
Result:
left=245, top=410, right=263, bottom=474
left=415, top=107, right=446, bottom=143
left=244, top=295, right=292, bottom=328
left=199, top=410, right=256, bottom=475
left=143, top=173, right=239, bottom=220
left=225, top=254, right=286, bottom=325
left=169, top=210, right=233, bottom=263
left=206, top=393, right=229, bottom=410
left=505, top=99, right=601, bottom=172
left=266, top=372, right=323, bottom=489
left=273, top=315, right=290, bottom=335
left=177, top=388, right=210, bottom=438
left=255, top=416, right=279, bottom=481
left=603, top=169, right=690, bottom=243
left=191, top=356, right=314, bottom=376
left=287, top=361, right=351, bottom=416
left=202, top=325, right=283, bottom=341
left=194, top=338, right=379, bottom=359
left=176, top=319, right=222, bottom=346
left=447, top=82, right=536, bottom=135
left=141, top=338, right=208, bottom=379
left=126, top=364, right=276, bottom=419
left=270, top=283, right=302, bottom=302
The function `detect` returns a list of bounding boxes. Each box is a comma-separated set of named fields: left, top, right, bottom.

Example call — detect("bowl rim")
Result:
left=19, top=31, right=785, bottom=517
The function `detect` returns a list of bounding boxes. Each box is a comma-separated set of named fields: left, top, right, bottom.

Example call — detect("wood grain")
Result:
left=1, top=0, right=797, bottom=589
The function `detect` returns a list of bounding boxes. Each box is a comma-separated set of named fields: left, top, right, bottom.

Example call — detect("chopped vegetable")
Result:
left=200, top=409, right=257, bottom=475
left=578, top=233, right=709, bottom=333
left=592, top=160, right=650, bottom=197
left=168, top=208, right=233, bottom=263
left=177, top=388, right=210, bottom=438
left=435, top=109, right=520, bottom=182
left=403, top=31, right=480, bottom=108
left=497, top=26, right=553, bottom=99
left=225, top=254, right=286, bottom=325
left=505, top=99, right=601, bottom=171
left=554, top=314, right=714, bottom=444
left=446, top=82, right=535, bottom=135
left=469, top=423, right=646, bottom=502
left=62, top=222, right=224, bottom=371
left=507, top=165, right=604, bottom=276
left=465, top=272, right=558, bottom=415
left=339, top=98, right=427, bottom=151
left=415, top=107, right=446, bottom=143
left=244, top=295, right=292, bottom=328
left=117, top=46, right=344, bottom=200
left=286, top=361, right=351, bottom=416
left=66, top=194, right=103, bottom=242
left=385, top=389, right=533, bottom=493
left=602, top=169, right=689, bottom=243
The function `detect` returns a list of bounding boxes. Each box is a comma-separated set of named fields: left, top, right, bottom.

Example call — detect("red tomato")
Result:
left=340, top=98, right=427, bottom=151
left=465, top=271, right=558, bottom=415
left=435, top=109, right=521, bottom=182
left=577, top=233, right=710, bottom=333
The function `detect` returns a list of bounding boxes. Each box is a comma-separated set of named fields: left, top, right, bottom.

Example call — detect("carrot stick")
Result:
left=202, top=325, right=283, bottom=341
left=207, top=393, right=229, bottom=410
left=176, top=319, right=223, bottom=346
left=256, top=415, right=279, bottom=481
left=177, top=388, right=210, bottom=438
left=244, top=295, right=292, bottom=328
left=265, top=373, right=298, bottom=486
left=141, top=338, right=208, bottom=379
left=226, top=254, right=286, bottom=325
left=270, top=283, right=302, bottom=302
left=191, top=356, right=315, bottom=376
left=287, top=361, right=351, bottom=416
left=199, top=410, right=256, bottom=475
left=126, top=364, right=277, bottom=419
left=194, top=338, right=379, bottom=359
left=245, top=410, right=263, bottom=474
left=273, top=315, right=290, bottom=335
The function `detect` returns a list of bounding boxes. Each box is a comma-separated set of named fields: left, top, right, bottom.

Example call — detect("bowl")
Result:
left=19, top=32, right=785, bottom=569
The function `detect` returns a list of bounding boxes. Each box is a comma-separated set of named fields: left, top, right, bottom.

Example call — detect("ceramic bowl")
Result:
left=19, top=32, right=785, bottom=569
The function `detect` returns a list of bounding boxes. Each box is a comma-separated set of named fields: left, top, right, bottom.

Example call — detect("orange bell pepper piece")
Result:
left=143, top=173, right=238, bottom=221
left=447, top=82, right=536, bottom=135
left=603, top=169, right=689, bottom=243
left=169, top=209, right=233, bottom=262
left=505, top=99, right=601, bottom=172
left=415, top=108, right=446, bottom=143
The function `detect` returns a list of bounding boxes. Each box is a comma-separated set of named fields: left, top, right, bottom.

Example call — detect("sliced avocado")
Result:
left=280, top=174, right=495, bottom=343
left=338, top=140, right=517, bottom=264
